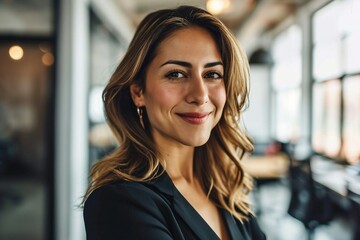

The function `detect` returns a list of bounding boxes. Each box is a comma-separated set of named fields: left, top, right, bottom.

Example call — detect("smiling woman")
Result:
left=83, top=5, right=266, bottom=240
left=130, top=27, right=226, bottom=148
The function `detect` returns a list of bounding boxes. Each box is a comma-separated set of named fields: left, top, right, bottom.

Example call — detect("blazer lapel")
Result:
left=145, top=168, right=175, bottom=197
left=147, top=170, right=220, bottom=239
left=172, top=187, right=220, bottom=240
left=146, top=170, right=250, bottom=240
left=222, top=209, right=251, bottom=240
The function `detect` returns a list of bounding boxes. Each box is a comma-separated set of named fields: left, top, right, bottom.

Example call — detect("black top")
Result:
left=84, top=171, right=266, bottom=240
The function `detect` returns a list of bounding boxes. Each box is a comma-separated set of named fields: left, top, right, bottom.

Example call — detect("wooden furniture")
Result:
left=242, top=153, right=289, bottom=179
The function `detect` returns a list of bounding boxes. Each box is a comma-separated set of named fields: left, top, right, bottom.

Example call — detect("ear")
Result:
left=129, top=84, right=145, bottom=107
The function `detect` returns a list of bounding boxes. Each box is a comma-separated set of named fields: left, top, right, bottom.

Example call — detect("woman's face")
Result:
left=133, top=27, right=226, bottom=148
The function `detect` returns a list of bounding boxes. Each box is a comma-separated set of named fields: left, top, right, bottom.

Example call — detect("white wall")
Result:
left=243, top=65, right=271, bottom=143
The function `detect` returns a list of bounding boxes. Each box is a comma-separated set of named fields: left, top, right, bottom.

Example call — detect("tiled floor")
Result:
left=253, top=180, right=353, bottom=240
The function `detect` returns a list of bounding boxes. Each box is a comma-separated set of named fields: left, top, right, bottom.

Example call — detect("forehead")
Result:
left=153, top=26, right=221, bottom=61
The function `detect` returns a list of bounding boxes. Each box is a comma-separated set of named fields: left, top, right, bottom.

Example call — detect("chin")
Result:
left=182, top=136, right=210, bottom=147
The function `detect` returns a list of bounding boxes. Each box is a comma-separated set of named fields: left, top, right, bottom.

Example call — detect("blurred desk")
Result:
left=311, top=158, right=360, bottom=202
left=242, top=153, right=289, bottom=179
left=312, top=168, right=347, bottom=197
left=243, top=153, right=289, bottom=216
left=311, top=158, right=360, bottom=240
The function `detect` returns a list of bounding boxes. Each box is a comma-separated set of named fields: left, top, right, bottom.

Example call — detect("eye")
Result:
left=204, top=71, right=223, bottom=80
left=165, top=71, right=187, bottom=80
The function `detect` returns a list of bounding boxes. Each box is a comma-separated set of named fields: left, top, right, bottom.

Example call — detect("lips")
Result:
left=176, top=112, right=211, bottom=124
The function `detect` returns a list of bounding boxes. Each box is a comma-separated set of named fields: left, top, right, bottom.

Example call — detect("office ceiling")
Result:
left=111, top=0, right=311, bottom=53
left=0, top=0, right=311, bottom=52
left=112, top=0, right=310, bottom=35
left=112, top=0, right=256, bottom=31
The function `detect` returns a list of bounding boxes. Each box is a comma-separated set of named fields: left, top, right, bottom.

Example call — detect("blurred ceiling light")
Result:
left=206, top=0, right=231, bottom=15
left=42, top=52, right=54, bottom=66
left=9, top=45, right=24, bottom=60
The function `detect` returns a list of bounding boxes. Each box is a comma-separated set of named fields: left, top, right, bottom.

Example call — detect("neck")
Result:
left=158, top=144, right=195, bottom=183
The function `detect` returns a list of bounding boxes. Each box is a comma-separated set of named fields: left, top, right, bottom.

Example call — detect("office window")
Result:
left=342, top=0, right=360, bottom=36
left=88, top=10, right=124, bottom=166
left=342, top=76, right=360, bottom=164
left=344, top=33, right=360, bottom=74
left=274, top=89, right=301, bottom=141
left=271, top=25, right=302, bottom=142
left=312, top=80, right=342, bottom=159
left=313, top=0, right=360, bottom=77
left=311, top=0, right=360, bottom=163
left=312, top=1, right=344, bottom=81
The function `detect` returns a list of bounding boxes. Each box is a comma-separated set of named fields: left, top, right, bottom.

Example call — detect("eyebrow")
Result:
left=160, top=60, right=223, bottom=68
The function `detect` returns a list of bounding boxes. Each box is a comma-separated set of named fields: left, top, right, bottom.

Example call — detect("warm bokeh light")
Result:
left=42, top=52, right=54, bottom=66
left=206, top=0, right=230, bottom=15
left=9, top=45, right=24, bottom=60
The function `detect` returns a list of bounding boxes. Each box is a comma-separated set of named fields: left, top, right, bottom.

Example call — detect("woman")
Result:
left=83, top=5, right=266, bottom=240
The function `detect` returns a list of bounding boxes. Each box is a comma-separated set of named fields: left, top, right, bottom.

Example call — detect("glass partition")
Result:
left=0, top=1, right=54, bottom=239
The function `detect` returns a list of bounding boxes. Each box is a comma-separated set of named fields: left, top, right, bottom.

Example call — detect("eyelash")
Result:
left=205, top=71, right=223, bottom=80
left=165, top=70, right=223, bottom=80
left=165, top=70, right=187, bottom=80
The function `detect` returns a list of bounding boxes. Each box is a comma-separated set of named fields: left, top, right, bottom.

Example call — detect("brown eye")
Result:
left=205, top=71, right=223, bottom=80
left=166, top=71, right=186, bottom=80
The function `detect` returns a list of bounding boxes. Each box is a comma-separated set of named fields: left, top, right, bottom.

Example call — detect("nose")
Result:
left=185, top=74, right=209, bottom=105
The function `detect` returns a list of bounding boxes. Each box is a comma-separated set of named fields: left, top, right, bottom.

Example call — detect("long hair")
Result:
left=83, top=5, right=254, bottom=221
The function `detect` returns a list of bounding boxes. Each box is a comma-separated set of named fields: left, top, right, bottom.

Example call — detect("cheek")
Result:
left=145, top=85, right=182, bottom=110
left=212, top=86, right=226, bottom=110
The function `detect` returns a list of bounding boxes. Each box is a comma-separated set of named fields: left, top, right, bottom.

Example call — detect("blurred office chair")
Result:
left=250, top=141, right=290, bottom=216
left=0, top=138, right=23, bottom=209
left=287, top=154, right=334, bottom=240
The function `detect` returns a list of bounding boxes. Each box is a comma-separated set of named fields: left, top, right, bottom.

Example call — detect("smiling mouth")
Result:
left=176, top=112, right=211, bottom=125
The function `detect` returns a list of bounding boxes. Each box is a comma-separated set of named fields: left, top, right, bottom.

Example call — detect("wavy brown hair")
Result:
left=83, top=5, right=254, bottom=221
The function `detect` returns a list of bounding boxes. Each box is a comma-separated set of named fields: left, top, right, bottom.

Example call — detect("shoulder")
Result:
left=84, top=180, right=171, bottom=215
left=83, top=181, right=175, bottom=240
left=86, top=181, right=159, bottom=201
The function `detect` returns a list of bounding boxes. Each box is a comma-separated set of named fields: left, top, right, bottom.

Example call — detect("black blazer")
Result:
left=84, top=171, right=266, bottom=240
